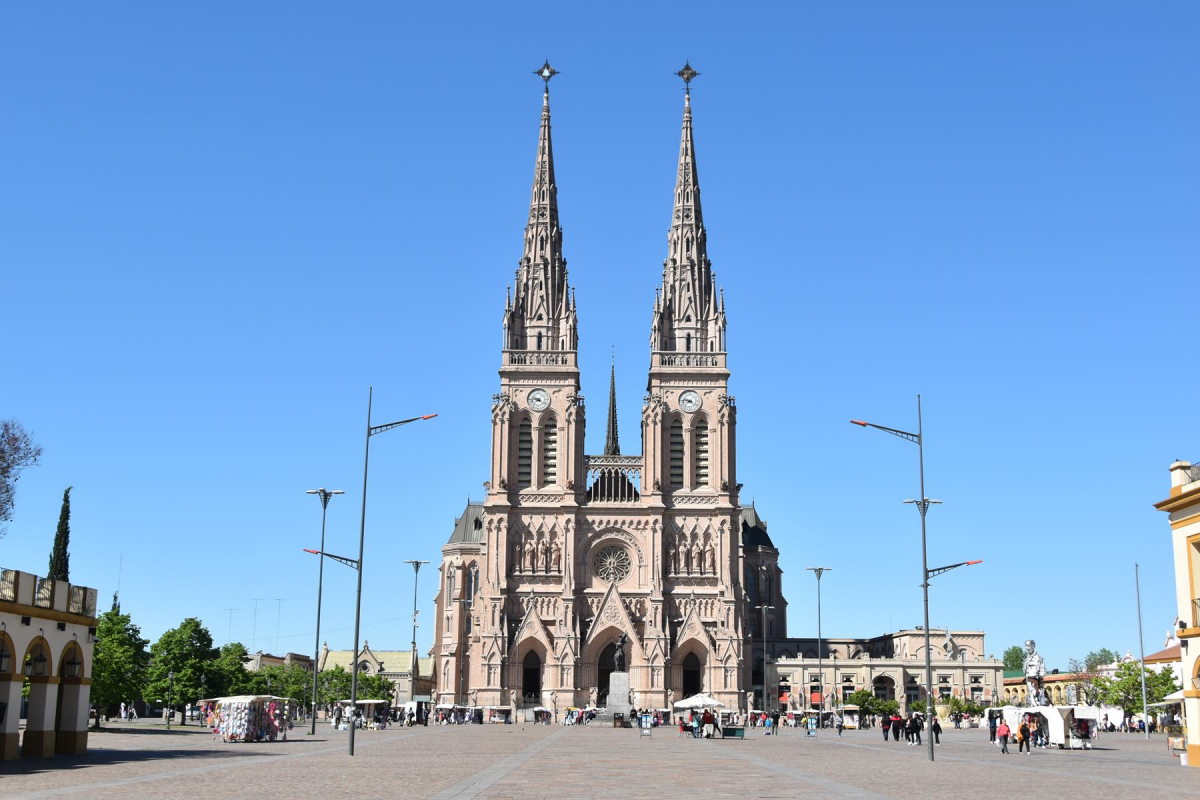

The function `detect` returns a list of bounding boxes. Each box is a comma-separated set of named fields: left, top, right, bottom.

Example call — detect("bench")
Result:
left=720, top=726, right=745, bottom=740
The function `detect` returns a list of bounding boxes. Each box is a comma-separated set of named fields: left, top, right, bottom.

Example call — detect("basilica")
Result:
left=432, top=67, right=786, bottom=713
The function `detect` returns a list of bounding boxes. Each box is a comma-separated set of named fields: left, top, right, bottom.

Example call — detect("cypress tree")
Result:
left=48, top=486, right=72, bottom=581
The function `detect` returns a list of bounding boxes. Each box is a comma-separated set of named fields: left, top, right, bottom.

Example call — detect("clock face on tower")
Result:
left=679, top=390, right=701, bottom=413
left=528, top=388, right=550, bottom=411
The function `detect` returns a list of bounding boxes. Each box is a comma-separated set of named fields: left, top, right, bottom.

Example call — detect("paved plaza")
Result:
left=1, top=721, right=1196, bottom=799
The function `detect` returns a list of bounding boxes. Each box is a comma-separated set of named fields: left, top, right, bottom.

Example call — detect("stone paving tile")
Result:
left=1, top=722, right=1196, bottom=800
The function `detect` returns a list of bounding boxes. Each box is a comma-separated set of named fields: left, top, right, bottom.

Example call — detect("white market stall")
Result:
left=209, top=695, right=293, bottom=743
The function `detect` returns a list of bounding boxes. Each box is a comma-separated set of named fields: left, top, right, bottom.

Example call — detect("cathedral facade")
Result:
left=432, top=76, right=784, bottom=714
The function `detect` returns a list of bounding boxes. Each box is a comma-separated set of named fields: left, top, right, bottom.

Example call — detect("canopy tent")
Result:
left=673, top=693, right=725, bottom=710
left=339, top=699, right=388, bottom=705
left=1147, top=690, right=1186, bottom=708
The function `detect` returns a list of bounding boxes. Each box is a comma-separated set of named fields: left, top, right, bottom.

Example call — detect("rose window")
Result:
left=594, top=546, right=632, bottom=582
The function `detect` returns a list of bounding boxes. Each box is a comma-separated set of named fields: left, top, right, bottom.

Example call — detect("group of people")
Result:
left=879, top=713, right=941, bottom=746
left=679, top=709, right=722, bottom=738
left=991, top=713, right=1045, bottom=754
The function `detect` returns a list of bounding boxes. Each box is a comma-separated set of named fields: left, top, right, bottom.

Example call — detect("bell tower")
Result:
left=644, top=65, right=735, bottom=505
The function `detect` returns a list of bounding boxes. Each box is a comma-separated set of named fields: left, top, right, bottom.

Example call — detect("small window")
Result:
left=669, top=419, right=684, bottom=489
left=693, top=422, right=708, bottom=488
left=542, top=421, right=557, bottom=485
left=517, top=419, right=532, bottom=488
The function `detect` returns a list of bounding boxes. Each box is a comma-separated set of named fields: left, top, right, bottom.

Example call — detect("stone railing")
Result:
left=584, top=455, right=643, bottom=503
left=652, top=352, right=726, bottom=369
left=0, top=568, right=98, bottom=617
left=504, top=350, right=575, bottom=367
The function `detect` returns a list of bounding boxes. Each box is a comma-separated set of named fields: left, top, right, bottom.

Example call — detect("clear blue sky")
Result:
left=4, top=3, right=1197, bottom=670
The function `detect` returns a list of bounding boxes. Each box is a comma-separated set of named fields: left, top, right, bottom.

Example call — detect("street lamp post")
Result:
left=167, top=671, right=175, bottom=730
left=1135, top=562, right=1150, bottom=740
left=806, top=567, right=831, bottom=722
left=759, top=602, right=774, bottom=713
left=405, top=560, right=430, bottom=707
left=349, top=388, right=436, bottom=756
left=306, top=488, right=344, bottom=736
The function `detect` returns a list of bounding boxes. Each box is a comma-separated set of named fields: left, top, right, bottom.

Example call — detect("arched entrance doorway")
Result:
left=597, top=643, right=616, bottom=705
left=873, top=675, right=895, bottom=702
left=682, top=653, right=702, bottom=698
left=522, top=651, right=542, bottom=705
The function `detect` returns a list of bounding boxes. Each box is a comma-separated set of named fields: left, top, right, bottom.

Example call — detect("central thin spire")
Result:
left=604, top=354, right=620, bottom=456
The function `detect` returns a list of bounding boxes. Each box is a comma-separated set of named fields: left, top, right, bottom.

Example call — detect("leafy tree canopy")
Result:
left=1084, top=648, right=1119, bottom=673
left=145, top=618, right=218, bottom=712
left=1002, top=645, right=1025, bottom=672
left=317, top=665, right=353, bottom=707
left=242, top=663, right=312, bottom=707
left=1094, top=661, right=1180, bottom=717
left=357, top=673, right=395, bottom=703
left=208, top=642, right=252, bottom=698
left=91, top=604, right=150, bottom=720
left=0, top=419, right=42, bottom=537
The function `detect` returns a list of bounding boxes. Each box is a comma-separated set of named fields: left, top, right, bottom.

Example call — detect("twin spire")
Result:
left=503, top=59, right=726, bottom=368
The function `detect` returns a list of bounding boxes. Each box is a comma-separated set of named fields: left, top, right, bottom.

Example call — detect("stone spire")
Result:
left=604, top=353, right=620, bottom=456
left=651, top=68, right=725, bottom=356
left=504, top=64, right=577, bottom=354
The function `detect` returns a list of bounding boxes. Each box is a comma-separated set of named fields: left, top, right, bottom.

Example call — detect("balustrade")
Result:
left=584, top=455, right=643, bottom=503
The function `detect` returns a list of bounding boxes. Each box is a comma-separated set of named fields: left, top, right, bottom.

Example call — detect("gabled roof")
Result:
left=740, top=504, right=774, bottom=549
left=449, top=502, right=485, bottom=544
left=1145, top=643, right=1181, bottom=663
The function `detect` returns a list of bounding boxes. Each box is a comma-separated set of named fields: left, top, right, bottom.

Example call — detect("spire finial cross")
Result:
left=535, top=60, right=559, bottom=90
left=676, top=61, right=699, bottom=95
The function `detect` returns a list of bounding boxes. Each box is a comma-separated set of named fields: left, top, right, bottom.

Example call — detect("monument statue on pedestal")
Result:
left=1023, top=639, right=1047, bottom=706
left=614, top=632, right=628, bottom=672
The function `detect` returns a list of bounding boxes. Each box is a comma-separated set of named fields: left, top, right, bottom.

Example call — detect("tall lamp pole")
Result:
left=1135, top=562, right=1150, bottom=739
left=348, top=388, right=436, bottom=755
left=759, top=602, right=774, bottom=713
left=806, top=567, right=831, bottom=722
left=306, top=487, right=344, bottom=736
left=405, top=560, right=430, bottom=707
left=166, top=671, right=174, bottom=730
left=851, top=397, right=985, bottom=763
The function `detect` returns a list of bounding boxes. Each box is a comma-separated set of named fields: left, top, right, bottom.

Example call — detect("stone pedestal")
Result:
left=607, top=672, right=631, bottom=719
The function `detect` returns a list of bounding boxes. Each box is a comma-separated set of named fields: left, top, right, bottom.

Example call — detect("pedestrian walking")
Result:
left=882, top=715, right=890, bottom=741
left=997, top=720, right=1010, bottom=754
left=1018, top=720, right=1031, bottom=754
left=988, top=713, right=997, bottom=742
left=931, top=717, right=941, bottom=746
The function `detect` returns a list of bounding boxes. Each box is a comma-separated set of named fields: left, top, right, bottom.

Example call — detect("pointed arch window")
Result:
left=517, top=418, right=533, bottom=489
left=686, top=333, right=692, bottom=352
left=669, top=418, right=684, bottom=489
left=541, top=418, right=558, bottom=485
left=693, top=419, right=709, bottom=488
left=536, top=332, right=543, bottom=351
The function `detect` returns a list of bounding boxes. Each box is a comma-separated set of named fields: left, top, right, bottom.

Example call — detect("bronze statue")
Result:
left=614, top=632, right=628, bottom=672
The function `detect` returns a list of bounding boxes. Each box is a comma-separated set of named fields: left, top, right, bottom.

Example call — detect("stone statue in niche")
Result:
left=550, top=538, right=562, bottom=572
left=668, top=539, right=678, bottom=574
left=705, top=543, right=716, bottom=574
left=691, top=543, right=702, bottom=575
left=537, top=538, right=548, bottom=573
left=524, top=538, right=536, bottom=573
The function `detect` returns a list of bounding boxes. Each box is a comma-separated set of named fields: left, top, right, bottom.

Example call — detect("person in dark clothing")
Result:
left=1018, top=720, right=1031, bottom=754
left=882, top=716, right=890, bottom=741
left=988, top=713, right=997, bottom=742
left=891, top=715, right=902, bottom=742
left=931, top=717, right=942, bottom=746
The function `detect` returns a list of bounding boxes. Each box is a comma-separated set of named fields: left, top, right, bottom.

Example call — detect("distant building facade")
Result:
left=772, top=628, right=1003, bottom=714
left=318, top=642, right=433, bottom=705
left=1154, top=458, right=1200, bottom=768
left=245, top=651, right=313, bottom=673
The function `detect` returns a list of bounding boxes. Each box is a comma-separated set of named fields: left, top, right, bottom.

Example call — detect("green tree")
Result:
left=357, top=673, right=396, bottom=703
left=0, top=418, right=42, bottom=538
left=1084, top=648, right=1118, bottom=673
left=846, top=689, right=876, bottom=715
left=874, top=699, right=899, bottom=716
left=243, top=663, right=313, bottom=707
left=47, top=486, right=72, bottom=580
left=209, top=642, right=253, bottom=697
left=90, top=594, right=150, bottom=728
left=1094, top=661, right=1180, bottom=718
left=145, top=617, right=218, bottom=725
left=316, top=665, right=353, bottom=707
left=1002, top=645, right=1025, bottom=672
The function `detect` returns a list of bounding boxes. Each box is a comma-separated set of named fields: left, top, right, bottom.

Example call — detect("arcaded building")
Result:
left=433, top=73, right=784, bottom=714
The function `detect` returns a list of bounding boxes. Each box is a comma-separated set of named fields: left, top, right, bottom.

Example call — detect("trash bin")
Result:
left=613, top=713, right=625, bottom=729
